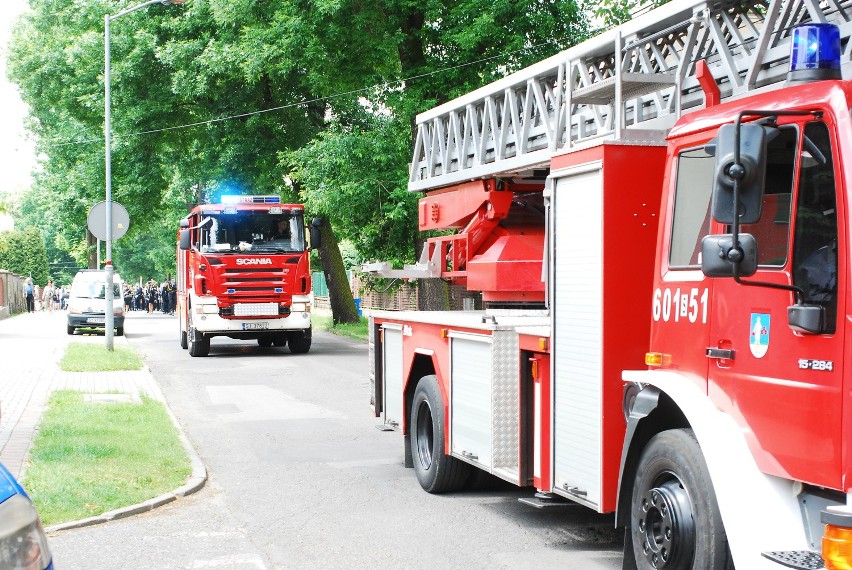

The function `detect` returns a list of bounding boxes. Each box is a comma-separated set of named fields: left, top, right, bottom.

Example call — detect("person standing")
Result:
left=42, top=280, right=55, bottom=313
left=24, top=278, right=35, bottom=313
left=167, top=279, right=176, bottom=315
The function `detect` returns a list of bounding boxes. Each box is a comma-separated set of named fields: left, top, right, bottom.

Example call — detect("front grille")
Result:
left=220, top=305, right=291, bottom=317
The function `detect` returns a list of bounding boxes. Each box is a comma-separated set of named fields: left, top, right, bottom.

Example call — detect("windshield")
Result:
left=72, top=280, right=122, bottom=299
left=199, top=210, right=306, bottom=253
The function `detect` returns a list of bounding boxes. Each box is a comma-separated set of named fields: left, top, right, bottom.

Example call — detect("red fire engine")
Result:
left=177, top=195, right=320, bottom=357
left=366, top=0, right=852, bottom=567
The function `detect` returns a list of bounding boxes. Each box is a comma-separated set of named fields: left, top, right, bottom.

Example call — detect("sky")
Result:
left=0, top=0, right=36, bottom=201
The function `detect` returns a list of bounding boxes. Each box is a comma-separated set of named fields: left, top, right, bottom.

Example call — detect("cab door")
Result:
left=707, top=120, right=845, bottom=488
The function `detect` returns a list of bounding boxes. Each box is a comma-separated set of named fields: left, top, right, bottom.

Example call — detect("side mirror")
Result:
left=179, top=229, right=191, bottom=251
left=711, top=123, right=769, bottom=224
left=179, top=218, right=190, bottom=229
left=700, top=233, right=758, bottom=277
left=310, top=218, right=322, bottom=249
left=788, top=304, right=826, bottom=335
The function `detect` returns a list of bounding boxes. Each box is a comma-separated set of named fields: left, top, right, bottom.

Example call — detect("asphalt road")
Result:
left=47, top=311, right=624, bottom=569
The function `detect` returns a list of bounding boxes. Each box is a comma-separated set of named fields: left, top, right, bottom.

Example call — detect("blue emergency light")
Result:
left=787, top=23, right=842, bottom=84
left=221, top=195, right=282, bottom=204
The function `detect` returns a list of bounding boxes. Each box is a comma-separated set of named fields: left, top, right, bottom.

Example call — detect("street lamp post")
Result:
left=104, top=0, right=183, bottom=350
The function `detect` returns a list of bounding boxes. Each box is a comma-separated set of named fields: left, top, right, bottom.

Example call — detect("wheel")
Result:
left=67, top=325, right=75, bottom=335
left=410, top=375, right=470, bottom=493
left=630, top=429, right=732, bottom=570
left=188, top=315, right=210, bottom=357
left=272, top=333, right=287, bottom=347
left=287, top=327, right=312, bottom=354
left=116, top=326, right=124, bottom=336
left=257, top=335, right=273, bottom=347
left=180, top=329, right=188, bottom=349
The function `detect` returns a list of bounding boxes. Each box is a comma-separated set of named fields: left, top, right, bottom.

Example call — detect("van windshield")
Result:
left=72, top=281, right=121, bottom=299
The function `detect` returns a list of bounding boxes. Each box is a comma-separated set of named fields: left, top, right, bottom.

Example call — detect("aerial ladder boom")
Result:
left=409, top=0, right=852, bottom=192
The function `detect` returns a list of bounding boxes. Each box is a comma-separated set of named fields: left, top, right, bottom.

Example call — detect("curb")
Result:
left=44, top=363, right=208, bottom=534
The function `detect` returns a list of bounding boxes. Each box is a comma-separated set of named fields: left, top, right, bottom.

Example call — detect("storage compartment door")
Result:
left=450, top=333, right=493, bottom=468
left=382, top=324, right=404, bottom=428
left=552, top=163, right=604, bottom=509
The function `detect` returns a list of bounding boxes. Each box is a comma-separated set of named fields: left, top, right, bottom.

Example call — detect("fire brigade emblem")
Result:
left=749, top=313, right=770, bottom=358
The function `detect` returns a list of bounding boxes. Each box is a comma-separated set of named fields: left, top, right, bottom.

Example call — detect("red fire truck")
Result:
left=366, top=0, right=852, bottom=567
left=177, top=195, right=320, bottom=357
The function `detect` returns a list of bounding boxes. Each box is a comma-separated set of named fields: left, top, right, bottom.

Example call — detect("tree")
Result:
left=285, top=0, right=589, bottom=311
left=0, top=228, right=50, bottom=285
left=8, top=0, right=591, bottom=320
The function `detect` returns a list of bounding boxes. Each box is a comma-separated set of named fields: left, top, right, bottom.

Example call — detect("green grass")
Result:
left=313, top=311, right=369, bottom=341
left=60, top=342, right=143, bottom=372
left=22, top=390, right=191, bottom=526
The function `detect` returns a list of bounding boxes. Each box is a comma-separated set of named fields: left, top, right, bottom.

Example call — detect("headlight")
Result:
left=291, top=303, right=306, bottom=312
left=0, top=494, right=52, bottom=570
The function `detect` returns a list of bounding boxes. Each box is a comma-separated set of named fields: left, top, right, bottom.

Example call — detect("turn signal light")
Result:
left=823, top=509, right=852, bottom=569
left=645, top=352, right=672, bottom=367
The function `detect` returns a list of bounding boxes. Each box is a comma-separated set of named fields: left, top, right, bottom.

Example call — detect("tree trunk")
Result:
left=316, top=219, right=360, bottom=324
left=86, top=229, right=97, bottom=269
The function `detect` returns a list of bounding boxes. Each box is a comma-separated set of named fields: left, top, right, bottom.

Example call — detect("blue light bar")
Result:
left=788, top=23, right=842, bottom=84
left=220, top=195, right=281, bottom=204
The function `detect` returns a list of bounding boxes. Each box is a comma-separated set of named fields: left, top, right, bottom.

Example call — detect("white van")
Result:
left=66, top=270, right=125, bottom=336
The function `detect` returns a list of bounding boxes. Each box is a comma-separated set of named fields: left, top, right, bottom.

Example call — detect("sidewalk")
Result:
left=0, top=309, right=206, bottom=531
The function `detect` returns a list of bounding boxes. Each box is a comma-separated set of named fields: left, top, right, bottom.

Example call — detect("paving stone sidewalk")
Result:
left=0, top=309, right=206, bottom=531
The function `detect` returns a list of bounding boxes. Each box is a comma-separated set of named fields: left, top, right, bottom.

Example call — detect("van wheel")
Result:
left=116, top=327, right=124, bottom=336
left=67, top=325, right=75, bottom=335
left=180, top=329, right=188, bottom=349
left=410, top=375, right=470, bottom=493
left=257, top=335, right=273, bottom=347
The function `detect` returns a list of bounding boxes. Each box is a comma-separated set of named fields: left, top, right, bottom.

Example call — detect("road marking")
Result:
left=188, top=554, right=267, bottom=569
left=206, top=385, right=345, bottom=422
left=326, top=458, right=400, bottom=469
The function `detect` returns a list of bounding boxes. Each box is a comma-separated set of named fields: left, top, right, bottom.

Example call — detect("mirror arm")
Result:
left=732, top=274, right=806, bottom=305
left=724, top=109, right=820, bottom=305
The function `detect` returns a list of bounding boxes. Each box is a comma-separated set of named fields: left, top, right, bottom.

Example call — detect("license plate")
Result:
left=242, top=322, right=269, bottom=330
left=87, top=317, right=105, bottom=324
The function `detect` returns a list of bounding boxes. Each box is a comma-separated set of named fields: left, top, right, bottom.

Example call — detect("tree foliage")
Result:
left=0, top=227, right=50, bottom=285
left=7, top=0, right=591, bottom=317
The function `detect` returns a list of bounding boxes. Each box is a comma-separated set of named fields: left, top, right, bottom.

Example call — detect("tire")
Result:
left=257, top=335, right=273, bottom=347
left=272, top=333, right=287, bottom=347
left=188, top=315, right=210, bottom=357
left=67, top=325, right=75, bottom=335
left=287, top=327, right=312, bottom=354
left=180, top=329, right=188, bottom=349
left=116, top=326, right=124, bottom=336
left=410, top=375, right=471, bottom=493
left=630, top=429, right=732, bottom=570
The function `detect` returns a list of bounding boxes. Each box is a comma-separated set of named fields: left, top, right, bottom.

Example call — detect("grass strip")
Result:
left=312, top=311, right=369, bottom=341
left=60, top=342, right=143, bottom=372
left=22, top=390, right=190, bottom=526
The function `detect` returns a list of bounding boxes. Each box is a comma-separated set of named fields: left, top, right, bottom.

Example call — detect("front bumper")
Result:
left=67, top=314, right=126, bottom=329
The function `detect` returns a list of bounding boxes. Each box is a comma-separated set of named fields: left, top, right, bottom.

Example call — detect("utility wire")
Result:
left=41, top=39, right=566, bottom=149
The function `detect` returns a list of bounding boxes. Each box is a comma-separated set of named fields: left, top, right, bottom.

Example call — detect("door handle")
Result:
left=706, top=348, right=735, bottom=360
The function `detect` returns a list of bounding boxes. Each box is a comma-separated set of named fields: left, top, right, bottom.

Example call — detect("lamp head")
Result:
left=786, top=23, right=842, bottom=84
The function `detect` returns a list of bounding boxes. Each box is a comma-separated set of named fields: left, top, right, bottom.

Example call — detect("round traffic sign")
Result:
left=87, top=201, right=130, bottom=241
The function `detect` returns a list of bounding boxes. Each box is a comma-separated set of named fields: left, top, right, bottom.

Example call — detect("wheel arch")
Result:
left=402, top=353, right=439, bottom=469
left=617, top=370, right=810, bottom=567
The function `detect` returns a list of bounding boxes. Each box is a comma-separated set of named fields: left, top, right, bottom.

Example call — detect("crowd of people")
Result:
left=24, top=276, right=177, bottom=315
left=123, top=278, right=177, bottom=315
left=23, top=277, right=69, bottom=313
